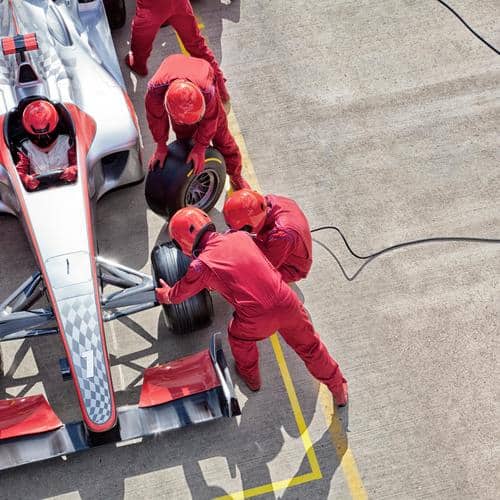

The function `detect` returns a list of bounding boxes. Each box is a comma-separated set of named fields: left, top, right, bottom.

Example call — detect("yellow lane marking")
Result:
left=214, top=472, right=320, bottom=500
left=270, top=334, right=322, bottom=477
left=176, top=16, right=366, bottom=499
left=319, top=385, right=368, bottom=499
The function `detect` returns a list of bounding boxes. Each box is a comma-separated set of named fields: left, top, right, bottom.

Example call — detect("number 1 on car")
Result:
left=81, top=350, right=94, bottom=379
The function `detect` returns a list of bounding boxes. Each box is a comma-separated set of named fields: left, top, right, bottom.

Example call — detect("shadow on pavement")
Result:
left=192, top=0, right=241, bottom=63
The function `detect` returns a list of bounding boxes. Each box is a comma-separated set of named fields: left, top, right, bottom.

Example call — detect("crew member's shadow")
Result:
left=1, top=270, right=348, bottom=500
left=191, top=0, right=241, bottom=64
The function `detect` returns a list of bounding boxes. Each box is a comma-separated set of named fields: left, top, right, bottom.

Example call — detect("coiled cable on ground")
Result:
left=311, top=225, right=500, bottom=281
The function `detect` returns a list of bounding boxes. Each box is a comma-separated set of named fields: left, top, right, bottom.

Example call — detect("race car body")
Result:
left=0, top=0, right=142, bottom=215
left=0, top=0, right=239, bottom=471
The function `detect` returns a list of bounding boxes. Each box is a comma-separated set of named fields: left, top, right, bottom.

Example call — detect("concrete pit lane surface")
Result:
left=1, top=0, right=499, bottom=498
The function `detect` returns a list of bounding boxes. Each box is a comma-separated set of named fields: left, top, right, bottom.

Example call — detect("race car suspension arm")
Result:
left=0, top=272, right=56, bottom=341
left=97, top=257, right=157, bottom=321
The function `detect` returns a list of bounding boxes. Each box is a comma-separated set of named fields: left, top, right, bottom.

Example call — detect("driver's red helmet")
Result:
left=223, top=189, right=267, bottom=233
left=168, top=207, right=215, bottom=256
left=22, top=100, right=59, bottom=135
left=164, top=79, right=205, bottom=125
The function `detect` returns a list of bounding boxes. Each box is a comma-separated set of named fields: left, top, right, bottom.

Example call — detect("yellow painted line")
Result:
left=319, top=385, right=368, bottom=499
left=175, top=16, right=367, bottom=499
left=214, top=471, right=319, bottom=500
left=270, top=334, right=322, bottom=476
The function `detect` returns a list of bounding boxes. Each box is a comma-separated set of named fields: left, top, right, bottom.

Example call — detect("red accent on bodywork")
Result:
left=139, top=350, right=220, bottom=408
left=1, top=33, right=38, bottom=55
left=122, top=89, right=140, bottom=133
left=0, top=395, right=62, bottom=440
left=24, top=33, right=38, bottom=51
left=0, top=108, right=117, bottom=433
left=8, top=0, right=20, bottom=35
left=1, top=37, right=15, bottom=55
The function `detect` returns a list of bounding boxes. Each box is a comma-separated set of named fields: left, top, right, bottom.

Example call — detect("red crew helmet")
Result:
left=223, top=189, right=267, bottom=233
left=164, top=79, right=206, bottom=125
left=169, top=207, right=215, bottom=256
left=22, top=100, right=59, bottom=135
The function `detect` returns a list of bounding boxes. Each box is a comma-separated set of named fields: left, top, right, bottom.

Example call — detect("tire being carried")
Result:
left=151, top=242, right=213, bottom=334
left=145, top=140, right=226, bottom=218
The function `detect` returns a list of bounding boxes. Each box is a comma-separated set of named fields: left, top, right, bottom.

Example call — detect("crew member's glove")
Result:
left=155, top=278, right=172, bottom=304
left=60, top=165, right=78, bottom=183
left=23, top=174, right=40, bottom=191
left=186, top=143, right=207, bottom=176
left=148, top=144, right=168, bottom=171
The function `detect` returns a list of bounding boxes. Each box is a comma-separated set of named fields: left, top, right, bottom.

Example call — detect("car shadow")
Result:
left=93, top=180, right=150, bottom=271
left=1, top=245, right=350, bottom=499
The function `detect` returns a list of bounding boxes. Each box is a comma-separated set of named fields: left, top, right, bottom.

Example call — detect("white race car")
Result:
left=0, top=0, right=239, bottom=471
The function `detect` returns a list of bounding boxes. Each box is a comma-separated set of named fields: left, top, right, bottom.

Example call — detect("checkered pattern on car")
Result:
left=59, top=294, right=112, bottom=425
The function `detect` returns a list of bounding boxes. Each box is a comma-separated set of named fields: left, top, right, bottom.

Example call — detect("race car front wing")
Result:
left=0, top=333, right=240, bottom=471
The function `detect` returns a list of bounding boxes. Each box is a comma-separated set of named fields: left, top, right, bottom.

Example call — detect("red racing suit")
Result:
left=16, top=136, right=77, bottom=190
left=145, top=54, right=242, bottom=178
left=162, top=230, right=346, bottom=396
left=130, top=0, right=229, bottom=101
left=256, top=195, right=313, bottom=283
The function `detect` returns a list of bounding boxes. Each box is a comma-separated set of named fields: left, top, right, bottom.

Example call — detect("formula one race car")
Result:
left=0, top=0, right=239, bottom=470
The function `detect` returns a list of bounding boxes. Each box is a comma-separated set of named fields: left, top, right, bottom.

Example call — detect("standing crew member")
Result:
left=126, top=0, right=230, bottom=103
left=145, top=54, right=249, bottom=191
left=16, top=100, right=77, bottom=191
left=223, top=190, right=312, bottom=283
left=155, top=207, right=348, bottom=406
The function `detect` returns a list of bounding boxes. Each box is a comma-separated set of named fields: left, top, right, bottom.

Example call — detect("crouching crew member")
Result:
left=155, top=207, right=348, bottom=406
left=145, top=54, right=249, bottom=191
left=126, top=0, right=230, bottom=103
left=16, top=100, right=77, bottom=191
left=223, top=189, right=312, bottom=283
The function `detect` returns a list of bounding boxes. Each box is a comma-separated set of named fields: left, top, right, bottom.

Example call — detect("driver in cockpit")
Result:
left=16, top=99, right=77, bottom=191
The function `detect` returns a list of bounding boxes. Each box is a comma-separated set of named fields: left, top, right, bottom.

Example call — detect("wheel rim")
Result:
left=184, top=170, right=218, bottom=208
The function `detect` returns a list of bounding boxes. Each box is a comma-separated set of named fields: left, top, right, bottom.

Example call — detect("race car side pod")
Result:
left=0, top=333, right=240, bottom=471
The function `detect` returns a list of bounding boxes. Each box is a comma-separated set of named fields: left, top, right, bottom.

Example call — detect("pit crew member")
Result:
left=145, top=54, right=249, bottom=191
left=155, top=207, right=348, bottom=406
left=223, top=190, right=313, bottom=283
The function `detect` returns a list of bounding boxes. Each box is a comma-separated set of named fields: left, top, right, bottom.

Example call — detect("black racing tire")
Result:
left=151, top=242, right=213, bottom=334
left=145, top=140, right=226, bottom=218
left=103, top=0, right=126, bottom=30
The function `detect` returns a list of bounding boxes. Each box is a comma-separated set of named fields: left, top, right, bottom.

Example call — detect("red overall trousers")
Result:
left=130, top=0, right=228, bottom=100
left=164, top=231, right=346, bottom=397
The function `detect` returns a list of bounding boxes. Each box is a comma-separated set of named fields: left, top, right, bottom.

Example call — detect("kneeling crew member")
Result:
left=145, top=54, right=249, bottom=191
left=16, top=100, right=77, bottom=191
left=223, top=189, right=312, bottom=283
left=155, top=207, right=348, bottom=406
